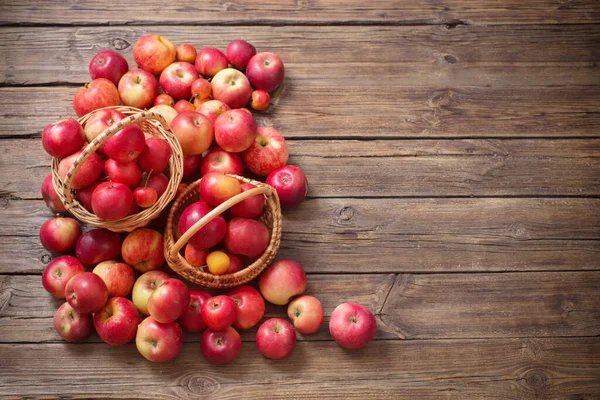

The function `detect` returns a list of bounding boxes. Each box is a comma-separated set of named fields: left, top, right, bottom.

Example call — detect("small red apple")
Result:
left=225, top=39, right=256, bottom=70
left=176, top=43, right=197, bottom=63
left=160, top=61, right=199, bottom=100
left=104, top=124, right=146, bottom=163
left=122, top=228, right=165, bottom=273
left=41, top=173, right=66, bottom=213
left=42, top=255, right=85, bottom=298
left=147, top=279, right=190, bottom=324
left=178, top=289, right=211, bottom=332
left=133, top=187, right=158, bottom=208
left=242, top=127, right=288, bottom=176
left=89, top=49, right=129, bottom=86
left=39, top=217, right=82, bottom=254
left=178, top=201, right=226, bottom=249
left=75, top=228, right=122, bottom=266
left=173, top=99, right=196, bottom=113
left=54, top=302, right=94, bottom=342
left=246, top=52, right=285, bottom=92
left=42, top=118, right=85, bottom=158
left=58, top=150, right=104, bottom=190
left=94, top=297, right=140, bottom=345
left=191, top=78, right=211, bottom=100
left=83, top=108, right=125, bottom=152
left=73, top=78, right=120, bottom=117
left=200, top=295, right=237, bottom=331
left=118, top=69, right=158, bottom=109
left=196, top=100, right=230, bottom=125
left=133, top=34, right=176, bottom=75
left=105, top=159, right=141, bottom=188
left=137, top=137, right=172, bottom=174
left=153, top=94, right=175, bottom=107
left=211, top=68, right=252, bottom=109
left=288, top=295, right=324, bottom=335
left=329, top=302, right=376, bottom=349
left=65, top=272, right=109, bottom=314
left=199, top=172, right=242, bottom=207
left=256, top=318, right=296, bottom=359
left=201, top=327, right=241, bottom=365
left=224, top=217, right=270, bottom=258
left=92, top=182, right=133, bottom=221
left=184, top=244, right=208, bottom=267
left=227, top=286, right=265, bottom=330
left=250, top=89, right=270, bottom=111
left=195, top=47, right=228, bottom=77
left=182, top=154, right=202, bottom=178
left=132, top=270, right=171, bottom=316
left=214, top=109, right=257, bottom=153
left=266, top=165, right=308, bottom=209
left=200, top=147, right=244, bottom=176
left=93, top=261, right=136, bottom=298
left=136, top=316, right=183, bottom=362
left=259, top=259, right=307, bottom=306
left=170, top=111, right=214, bottom=156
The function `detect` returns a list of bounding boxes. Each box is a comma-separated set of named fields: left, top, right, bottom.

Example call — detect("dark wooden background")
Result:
left=1, top=1, right=599, bottom=398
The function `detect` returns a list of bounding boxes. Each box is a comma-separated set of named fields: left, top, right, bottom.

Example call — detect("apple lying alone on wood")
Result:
left=245, top=52, right=285, bottom=93
left=329, top=302, right=377, bottom=349
left=266, top=165, right=308, bottom=209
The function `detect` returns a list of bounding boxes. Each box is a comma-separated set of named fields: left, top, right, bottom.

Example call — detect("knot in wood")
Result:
left=428, top=89, right=456, bottom=108
left=509, top=224, right=530, bottom=240
left=338, top=206, right=354, bottom=221
left=444, top=54, right=457, bottom=64
left=41, top=254, right=52, bottom=264
left=109, top=38, right=130, bottom=51
left=523, top=368, right=550, bottom=390
left=184, top=375, right=220, bottom=396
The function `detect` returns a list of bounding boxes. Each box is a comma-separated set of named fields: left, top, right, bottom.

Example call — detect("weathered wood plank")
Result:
left=0, top=339, right=598, bottom=399
left=3, top=85, right=600, bottom=139
left=1, top=198, right=599, bottom=274
left=0, top=274, right=395, bottom=343
left=3, top=138, right=599, bottom=199
left=0, top=25, right=599, bottom=86
left=0, top=0, right=598, bottom=25
left=382, top=272, right=600, bottom=339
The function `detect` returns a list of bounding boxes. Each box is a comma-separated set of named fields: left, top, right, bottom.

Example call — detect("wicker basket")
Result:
left=164, top=176, right=282, bottom=288
left=51, top=106, right=184, bottom=232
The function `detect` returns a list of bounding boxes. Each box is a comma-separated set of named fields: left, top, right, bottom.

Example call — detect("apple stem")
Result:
left=144, top=171, right=153, bottom=188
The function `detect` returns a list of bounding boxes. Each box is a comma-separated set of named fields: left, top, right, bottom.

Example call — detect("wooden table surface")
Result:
left=1, top=1, right=599, bottom=399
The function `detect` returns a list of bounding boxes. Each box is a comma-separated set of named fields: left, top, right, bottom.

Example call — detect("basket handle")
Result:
left=170, top=186, right=272, bottom=258
left=62, top=110, right=169, bottom=203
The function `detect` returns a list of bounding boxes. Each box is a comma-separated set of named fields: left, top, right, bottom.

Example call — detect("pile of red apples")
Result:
left=39, top=33, right=377, bottom=364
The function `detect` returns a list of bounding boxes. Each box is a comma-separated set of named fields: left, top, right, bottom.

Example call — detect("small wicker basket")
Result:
left=164, top=176, right=282, bottom=288
left=51, top=106, right=184, bottom=232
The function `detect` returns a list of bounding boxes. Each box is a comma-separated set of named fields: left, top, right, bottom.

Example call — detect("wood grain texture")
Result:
left=0, top=25, right=599, bottom=87
left=1, top=0, right=599, bottom=25
left=3, top=138, right=599, bottom=199
left=1, top=198, right=598, bottom=274
left=382, top=272, right=600, bottom=339
left=3, top=85, right=600, bottom=139
left=0, top=274, right=395, bottom=343
left=0, top=339, right=598, bottom=399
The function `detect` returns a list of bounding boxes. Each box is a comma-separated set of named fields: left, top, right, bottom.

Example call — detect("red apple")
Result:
left=178, top=289, right=211, bottom=332
left=176, top=43, right=197, bottom=63
left=266, top=165, right=308, bottom=209
left=256, top=318, right=296, bottom=359
left=184, top=244, right=208, bottom=267
left=118, top=69, right=158, bottom=109
left=199, top=172, right=242, bottom=207
left=259, top=259, right=306, bottom=306
left=200, top=295, right=237, bottom=331
left=93, top=261, right=136, bottom=298
left=250, top=89, right=270, bottom=111
left=136, top=316, right=183, bottom=362
left=196, top=99, right=230, bottom=124
left=226, top=254, right=246, bottom=273
left=144, top=172, right=169, bottom=199
left=39, top=217, right=82, bottom=253
left=329, top=302, right=376, bottom=349
left=148, top=105, right=178, bottom=126
left=89, top=50, right=129, bottom=86
left=92, top=182, right=133, bottom=220
left=242, top=127, right=288, bottom=176
left=105, top=159, right=141, bottom=188
left=225, top=39, right=256, bottom=70
left=160, top=62, right=198, bottom=100
left=170, top=111, right=214, bottom=156
left=54, top=302, right=93, bottom=343
left=73, top=78, right=120, bottom=117
left=58, top=150, right=104, bottom=190
left=195, top=47, right=228, bottom=77
left=173, top=99, right=196, bottom=113
left=94, top=297, right=139, bottom=345
left=224, top=217, right=269, bottom=258
left=83, top=108, right=125, bottom=152
left=201, top=327, right=241, bottom=365
left=137, top=137, right=172, bottom=174
left=42, top=255, right=85, bottom=298
left=214, top=109, right=257, bottom=153
left=41, top=173, right=66, bottom=213
left=229, top=183, right=264, bottom=219
left=200, top=147, right=244, bottom=176
left=246, top=52, right=285, bottom=92
left=121, top=228, right=165, bottom=273
left=65, top=272, right=109, bottom=314
left=182, top=154, right=202, bottom=178
left=288, top=295, right=324, bottom=335
left=75, top=181, right=100, bottom=213
left=191, top=78, right=211, bottom=100
left=227, top=286, right=265, bottom=330
left=75, top=228, right=121, bottom=266
left=134, top=187, right=157, bottom=208
left=210, top=68, right=252, bottom=109
left=153, top=94, right=175, bottom=107
left=132, top=271, right=170, bottom=316
left=178, top=201, right=226, bottom=249
left=104, top=124, right=145, bottom=163
left=147, top=279, right=190, bottom=324
left=42, top=118, right=85, bottom=158
left=133, top=34, right=176, bottom=75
